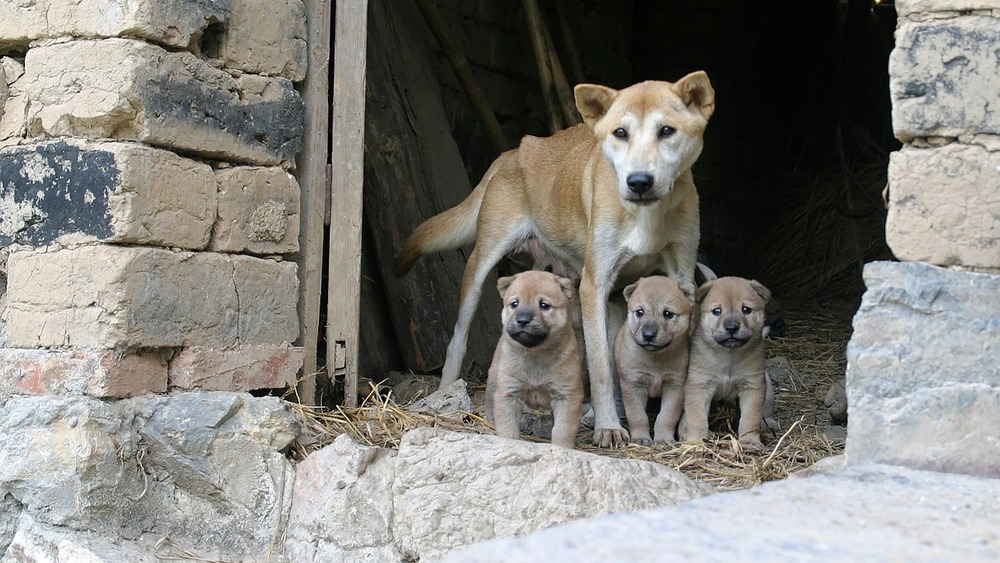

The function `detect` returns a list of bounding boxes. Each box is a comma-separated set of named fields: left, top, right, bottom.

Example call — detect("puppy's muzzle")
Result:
left=637, top=323, right=669, bottom=351
left=715, top=319, right=749, bottom=348
left=506, top=309, right=549, bottom=348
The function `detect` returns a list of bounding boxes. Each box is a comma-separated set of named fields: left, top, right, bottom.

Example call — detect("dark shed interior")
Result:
left=326, top=0, right=898, bottom=397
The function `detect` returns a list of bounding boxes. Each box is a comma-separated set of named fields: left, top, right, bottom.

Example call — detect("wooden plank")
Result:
left=293, top=0, right=331, bottom=405
left=329, top=0, right=368, bottom=407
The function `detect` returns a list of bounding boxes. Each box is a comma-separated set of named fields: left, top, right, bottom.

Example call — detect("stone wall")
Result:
left=0, top=0, right=307, bottom=398
left=845, top=0, right=1000, bottom=477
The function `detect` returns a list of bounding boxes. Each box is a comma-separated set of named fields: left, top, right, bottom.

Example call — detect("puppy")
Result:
left=682, top=277, right=772, bottom=448
left=485, top=270, right=584, bottom=448
left=613, top=276, right=693, bottom=445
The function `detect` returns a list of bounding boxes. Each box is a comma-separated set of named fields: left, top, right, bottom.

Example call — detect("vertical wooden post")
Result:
left=329, top=0, right=368, bottom=407
left=294, top=0, right=332, bottom=405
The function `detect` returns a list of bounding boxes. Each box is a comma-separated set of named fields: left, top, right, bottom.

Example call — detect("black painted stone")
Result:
left=0, top=141, right=116, bottom=246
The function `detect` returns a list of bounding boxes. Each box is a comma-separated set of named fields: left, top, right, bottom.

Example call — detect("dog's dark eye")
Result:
left=509, top=299, right=519, bottom=309
left=659, top=126, right=676, bottom=138
left=711, top=307, right=722, bottom=316
left=539, top=300, right=551, bottom=310
left=742, top=305, right=753, bottom=314
left=663, top=309, right=675, bottom=320
left=612, top=127, right=628, bottom=140
left=634, top=308, right=644, bottom=318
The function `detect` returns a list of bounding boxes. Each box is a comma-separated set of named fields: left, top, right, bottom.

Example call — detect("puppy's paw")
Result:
left=738, top=437, right=764, bottom=452
left=653, top=437, right=676, bottom=446
left=593, top=426, right=630, bottom=448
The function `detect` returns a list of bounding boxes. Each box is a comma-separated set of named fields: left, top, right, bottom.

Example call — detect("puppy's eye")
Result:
left=539, top=300, right=551, bottom=310
left=663, top=309, right=675, bottom=320
left=742, top=306, right=753, bottom=314
left=711, top=307, right=722, bottom=316
left=612, top=127, right=628, bottom=140
left=509, top=299, right=519, bottom=309
left=634, top=308, right=644, bottom=318
left=659, top=126, right=676, bottom=138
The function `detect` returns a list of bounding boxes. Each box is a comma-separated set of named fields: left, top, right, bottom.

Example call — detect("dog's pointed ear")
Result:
left=694, top=280, right=714, bottom=304
left=674, top=71, right=715, bottom=121
left=556, top=276, right=575, bottom=300
left=574, top=84, right=618, bottom=129
left=622, top=281, right=639, bottom=301
left=497, top=276, right=515, bottom=298
left=749, top=280, right=771, bottom=304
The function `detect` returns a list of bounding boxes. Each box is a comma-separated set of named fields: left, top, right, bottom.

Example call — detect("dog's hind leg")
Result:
left=439, top=223, right=533, bottom=388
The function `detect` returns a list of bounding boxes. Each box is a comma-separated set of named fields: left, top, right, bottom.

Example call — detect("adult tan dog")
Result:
left=614, top=276, right=692, bottom=445
left=681, top=277, right=772, bottom=448
left=395, top=72, right=715, bottom=447
left=484, top=270, right=583, bottom=448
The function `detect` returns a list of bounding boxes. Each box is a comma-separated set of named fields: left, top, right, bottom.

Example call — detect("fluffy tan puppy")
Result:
left=682, top=277, right=772, bottom=448
left=485, top=270, right=584, bottom=448
left=613, top=276, right=693, bottom=445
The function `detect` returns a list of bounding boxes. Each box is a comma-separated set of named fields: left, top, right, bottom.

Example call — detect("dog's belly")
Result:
left=519, top=386, right=559, bottom=411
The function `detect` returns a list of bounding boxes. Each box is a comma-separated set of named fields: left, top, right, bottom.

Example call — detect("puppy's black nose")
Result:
left=626, top=172, right=654, bottom=195
left=642, top=328, right=658, bottom=342
left=724, top=321, right=740, bottom=335
left=515, top=310, right=534, bottom=327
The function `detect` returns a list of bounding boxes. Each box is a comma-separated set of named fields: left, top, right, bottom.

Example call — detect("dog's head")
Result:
left=621, top=276, right=693, bottom=351
left=574, top=71, right=715, bottom=205
left=497, top=270, right=575, bottom=349
left=695, top=277, right=770, bottom=350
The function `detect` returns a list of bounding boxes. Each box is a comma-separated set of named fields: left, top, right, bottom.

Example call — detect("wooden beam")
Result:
left=294, top=0, right=332, bottom=405
left=328, top=0, right=368, bottom=407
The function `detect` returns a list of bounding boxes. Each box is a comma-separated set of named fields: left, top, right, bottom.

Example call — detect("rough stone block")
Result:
left=23, top=39, right=303, bottom=167
left=0, top=56, right=26, bottom=146
left=846, top=261, right=1000, bottom=478
left=0, top=348, right=167, bottom=398
left=0, top=140, right=216, bottom=249
left=168, top=344, right=304, bottom=392
left=886, top=144, right=1000, bottom=268
left=0, top=0, right=306, bottom=81
left=3, top=246, right=299, bottom=349
left=211, top=166, right=300, bottom=254
left=896, top=0, right=1000, bottom=16
left=891, top=18, right=1000, bottom=141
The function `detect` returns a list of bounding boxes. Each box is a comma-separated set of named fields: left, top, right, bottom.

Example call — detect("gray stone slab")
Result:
left=846, top=261, right=1000, bottom=477
left=443, top=463, right=1000, bottom=562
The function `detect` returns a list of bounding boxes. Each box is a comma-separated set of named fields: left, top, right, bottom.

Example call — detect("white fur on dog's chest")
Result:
left=619, top=208, right=675, bottom=255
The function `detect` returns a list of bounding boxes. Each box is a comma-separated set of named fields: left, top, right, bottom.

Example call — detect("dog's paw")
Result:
left=738, top=437, right=764, bottom=452
left=593, top=426, right=630, bottom=448
left=630, top=435, right=653, bottom=446
left=652, top=437, right=676, bottom=446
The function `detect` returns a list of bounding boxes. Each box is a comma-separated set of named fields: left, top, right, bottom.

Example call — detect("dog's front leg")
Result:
left=653, top=380, right=684, bottom=444
left=579, top=267, right=629, bottom=448
left=681, top=376, right=714, bottom=442
left=550, top=396, right=583, bottom=449
left=492, top=390, right=523, bottom=442
left=737, top=375, right=767, bottom=448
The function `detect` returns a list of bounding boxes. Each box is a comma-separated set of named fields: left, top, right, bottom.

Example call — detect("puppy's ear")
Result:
left=497, top=276, right=515, bottom=298
left=673, top=70, right=715, bottom=121
left=694, top=280, right=714, bottom=304
left=575, top=84, right=618, bottom=129
left=622, top=281, right=639, bottom=301
left=749, top=279, right=772, bottom=304
left=556, top=276, right=575, bottom=300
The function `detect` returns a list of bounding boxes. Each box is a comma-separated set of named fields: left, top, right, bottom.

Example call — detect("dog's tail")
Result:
left=394, top=179, right=487, bottom=277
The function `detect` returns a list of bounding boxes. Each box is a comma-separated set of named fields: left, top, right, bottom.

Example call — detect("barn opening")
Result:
left=316, top=0, right=898, bottom=426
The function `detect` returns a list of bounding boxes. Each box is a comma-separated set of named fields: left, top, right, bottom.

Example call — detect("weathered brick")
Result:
left=0, top=0, right=306, bottom=81
left=3, top=246, right=299, bottom=349
left=886, top=144, right=1000, bottom=268
left=896, top=0, right=1000, bottom=16
left=212, top=166, right=300, bottom=254
left=23, top=39, right=303, bottom=167
left=890, top=18, right=1000, bottom=141
left=169, top=344, right=304, bottom=392
left=0, top=348, right=168, bottom=398
left=846, top=261, right=1000, bottom=478
left=0, top=140, right=216, bottom=249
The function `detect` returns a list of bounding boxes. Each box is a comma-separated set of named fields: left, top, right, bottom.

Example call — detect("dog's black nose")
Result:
left=626, top=172, right=654, bottom=195
left=724, top=321, right=740, bottom=335
left=642, top=328, right=657, bottom=342
left=515, top=310, right=534, bottom=326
